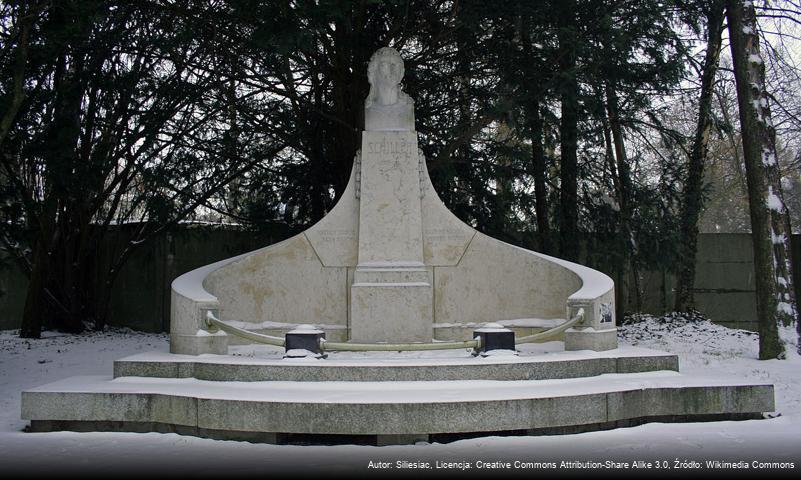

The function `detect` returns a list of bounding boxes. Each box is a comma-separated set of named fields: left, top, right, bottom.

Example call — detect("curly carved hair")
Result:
left=365, top=47, right=412, bottom=108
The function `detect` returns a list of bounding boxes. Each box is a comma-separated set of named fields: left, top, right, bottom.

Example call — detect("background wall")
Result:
left=617, top=234, right=801, bottom=332
left=1, top=231, right=799, bottom=332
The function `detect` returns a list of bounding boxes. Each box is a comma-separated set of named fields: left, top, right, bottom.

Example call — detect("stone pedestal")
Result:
left=167, top=46, right=620, bottom=354
left=356, top=131, right=424, bottom=264
left=564, top=328, right=618, bottom=351
left=350, top=266, right=433, bottom=342
left=563, top=300, right=618, bottom=351
left=349, top=130, right=433, bottom=343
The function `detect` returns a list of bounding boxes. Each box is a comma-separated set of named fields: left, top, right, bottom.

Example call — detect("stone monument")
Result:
left=20, top=48, right=775, bottom=445
left=352, top=47, right=430, bottom=342
left=170, top=46, right=617, bottom=354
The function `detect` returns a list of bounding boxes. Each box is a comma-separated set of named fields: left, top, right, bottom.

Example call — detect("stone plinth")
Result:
left=22, top=358, right=775, bottom=443
left=350, top=129, right=433, bottom=342
left=350, top=266, right=432, bottom=342
left=356, top=131, right=424, bottom=265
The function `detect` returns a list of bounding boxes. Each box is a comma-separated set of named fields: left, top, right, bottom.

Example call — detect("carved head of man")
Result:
left=366, top=47, right=411, bottom=108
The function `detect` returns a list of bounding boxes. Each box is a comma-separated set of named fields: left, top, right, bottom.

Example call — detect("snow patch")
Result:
left=434, top=318, right=564, bottom=329
left=766, top=186, right=783, bottom=211
left=762, top=148, right=777, bottom=167
left=223, top=319, right=346, bottom=331
left=771, top=230, right=787, bottom=246
left=479, top=349, right=518, bottom=357
left=748, top=53, right=763, bottom=65
left=196, top=329, right=226, bottom=337
left=777, top=302, right=795, bottom=316
left=2, top=314, right=801, bottom=471
left=283, top=349, right=321, bottom=359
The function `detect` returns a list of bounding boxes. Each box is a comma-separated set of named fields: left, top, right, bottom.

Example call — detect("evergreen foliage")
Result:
left=0, top=0, right=798, bottom=356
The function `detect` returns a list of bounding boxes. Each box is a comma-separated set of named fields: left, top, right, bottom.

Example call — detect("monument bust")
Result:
left=364, top=47, right=415, bottom=131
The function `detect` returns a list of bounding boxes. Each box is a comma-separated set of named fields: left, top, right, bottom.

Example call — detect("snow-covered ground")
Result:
left=1, top=315, right=799, bottom=476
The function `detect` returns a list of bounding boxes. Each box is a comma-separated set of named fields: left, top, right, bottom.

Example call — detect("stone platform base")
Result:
left=28, top=412, right=764, bottom=446
left=112, top=345, right=679, bottom=382
left=21, top=346, right=774, bottom=444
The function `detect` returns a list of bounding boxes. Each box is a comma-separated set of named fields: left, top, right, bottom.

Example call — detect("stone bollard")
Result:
left=473, top=323, right=517, bottom=357
left=284, top=325, right=326, bottom=359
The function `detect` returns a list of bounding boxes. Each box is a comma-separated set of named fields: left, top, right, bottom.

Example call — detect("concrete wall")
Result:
left=0, top=224, right=293, bottom=332
left=1, top=231, right=798, bottom=332
left=603, top=233, right=801, bottom=332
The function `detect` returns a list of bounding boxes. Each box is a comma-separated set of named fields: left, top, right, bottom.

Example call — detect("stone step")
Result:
left=21, top=371, right=774, bottom=443
left=112, top=346, right=679, bottom=382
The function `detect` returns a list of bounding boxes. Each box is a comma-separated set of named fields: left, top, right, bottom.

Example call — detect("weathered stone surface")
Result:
left=167, top=46, right=618, bottom=353
left=304, top=165, right=360, bottom=267
left=357, top=131, right=424, bottom=265
left=113, top=348, right=679, bottom=382
left=564, top=328, right=618, bottom=352
left=419, top=160, right=475, bottom=266
left=364, top=47, right=415, bottom=132
left=22, top=373, right=775, bottom=439
left=615, top=354, right=679, bottom=373
left=22, top=385, right=196, bottom=427
left=204, top=235, right=348, bottom=329
left=606, top=385, right=775, bottom=422
left=350, top=278, right=433, bottom=343
left=433, top=234, right=582, bottom=336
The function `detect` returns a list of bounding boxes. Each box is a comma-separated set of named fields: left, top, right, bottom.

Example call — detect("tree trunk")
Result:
left=19, top=197, right=59, bottom=338
left=529, top=101, right=553, bottom=254
left=605, top=82, right=642, bottom=312
left=674, top=1, right=725, bottom=312
left=557, top=0, right=579, bottom=262
left=442, top=0, right=476, bottom=222
left=727, top=0, right=798, bottom=358
left=19, top=1, right=92, bottom=335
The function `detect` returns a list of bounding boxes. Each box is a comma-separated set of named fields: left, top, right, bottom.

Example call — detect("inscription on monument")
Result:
left=426, top=227, right=468, bottom=241
left=367, top=138, right=413, bottom=156
left=316, top=229, right=356, bottom=241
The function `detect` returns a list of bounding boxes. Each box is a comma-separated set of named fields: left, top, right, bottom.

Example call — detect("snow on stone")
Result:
left=287, top=324, right=324, bottom=334
left=27, top=369, right=771, bottom=405
left=224, top=319, right=347, bottom=331
left=506, top=242, right=614, bottom=300
left=478, top=349, right=518, bottom=358
left=170, top=253, right=245, bottom=302
left=2, top=313, right=801, bottom=472
left=195, top=328, right=226, bottom=337
left=434, top=318, right=564, bottom=329
left=474, top=323, right=509, bottom=333
left=282, top=349, right=321, bottom=359
left=120, top=342, right=670, bottom=368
